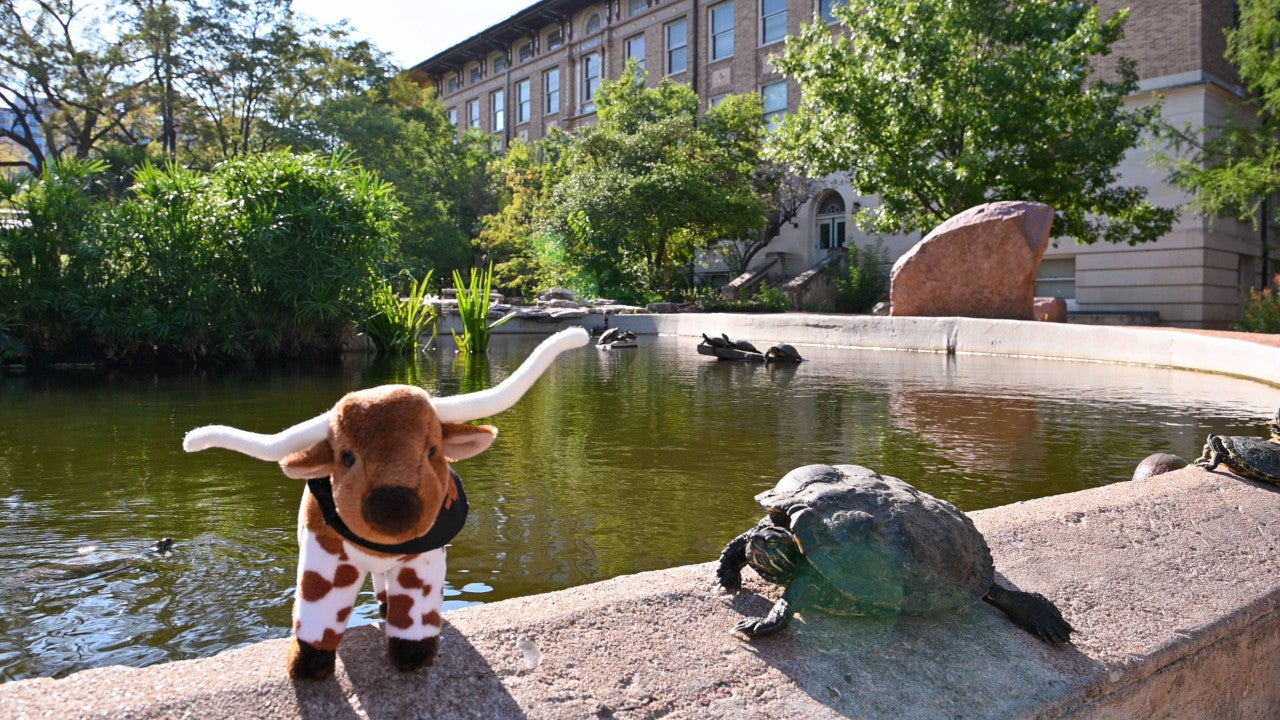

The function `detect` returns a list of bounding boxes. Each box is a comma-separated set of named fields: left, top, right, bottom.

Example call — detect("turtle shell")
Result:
left=1213, top=436, right=1280, bottom=484
left=754, top=464, right=994, bottom=615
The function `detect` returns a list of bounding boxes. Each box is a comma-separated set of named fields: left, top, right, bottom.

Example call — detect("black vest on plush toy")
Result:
left=306, top=469, right=468, bottom=554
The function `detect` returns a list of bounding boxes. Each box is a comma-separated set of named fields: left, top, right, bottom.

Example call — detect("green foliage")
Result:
left=0, top=158, right=112, bottom=354
left=1237, top=275, right=1280, bottom=334
left=694, top=283, right=788, bottom=313
left=451, top=262, right=512, bottom=355
left=0, top=150, right=402, bottom=363
left=362, top=271, right=437, bottom=356
left=1158, top=0, right=1279, bottom=234
left=835, top=242, right=891, bottom=313
left=292, top=75, right=497, bottom=283
left=772, top=0, right=1176, bottom=245
left=547, top=62, right=770, bottom=298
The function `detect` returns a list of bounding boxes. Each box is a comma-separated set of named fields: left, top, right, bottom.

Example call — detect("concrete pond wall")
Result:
left=3, top=315, right=1279, bottom=719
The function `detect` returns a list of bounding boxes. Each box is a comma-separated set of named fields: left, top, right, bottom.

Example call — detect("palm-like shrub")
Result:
left=363, top=272, right=437, bottom=355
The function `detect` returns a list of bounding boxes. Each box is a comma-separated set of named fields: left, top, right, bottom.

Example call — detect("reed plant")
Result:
left=451, top=262, right=512, bottom=354
left=363, top=271, right=437, bottom=355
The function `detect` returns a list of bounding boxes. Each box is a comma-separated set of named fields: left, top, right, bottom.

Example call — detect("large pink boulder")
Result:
left=890, top=202, right=1054, bottom=320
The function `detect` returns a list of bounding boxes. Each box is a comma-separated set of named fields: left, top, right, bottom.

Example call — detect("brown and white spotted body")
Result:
left=292, top=528, right=446, bottom=675
left=183, top=328, right=589, bottom=680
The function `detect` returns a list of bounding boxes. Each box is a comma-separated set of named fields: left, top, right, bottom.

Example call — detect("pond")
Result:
left=2, top=333, right=1278, bottom=682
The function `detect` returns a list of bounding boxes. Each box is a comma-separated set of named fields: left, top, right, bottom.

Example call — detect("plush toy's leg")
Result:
left=373, top=572, right=388, bottom=619
left=290, top=530, right=367, bottom=680
left=381, top=548, right=447, bottom=671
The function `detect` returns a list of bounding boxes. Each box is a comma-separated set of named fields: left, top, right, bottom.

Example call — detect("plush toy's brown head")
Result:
left=276, top=385, right=495, bottom=544
left=182, top=328, right=590, bottom=538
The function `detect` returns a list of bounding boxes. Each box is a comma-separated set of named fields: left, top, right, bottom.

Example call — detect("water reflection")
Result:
left=1, top=335, right=1278, bottom=681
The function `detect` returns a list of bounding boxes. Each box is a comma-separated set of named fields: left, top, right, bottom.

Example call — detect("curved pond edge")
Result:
left=581, top=313, right=1280, bottom=388
left=3, top=316, right=1279, bottom=719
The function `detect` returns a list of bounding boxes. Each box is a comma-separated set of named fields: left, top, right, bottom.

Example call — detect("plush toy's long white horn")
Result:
left=182, top=327, right=590, bottom=460
left=183, top=412, right=333, bottom=461
left=432, top=327, right=589, bottom=423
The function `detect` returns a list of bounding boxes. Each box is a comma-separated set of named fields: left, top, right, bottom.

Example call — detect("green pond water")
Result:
left=2, top=333, right=1279, bottom=682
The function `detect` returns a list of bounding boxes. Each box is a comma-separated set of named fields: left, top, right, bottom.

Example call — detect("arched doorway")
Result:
left=815, top=191, right=846, bottom=250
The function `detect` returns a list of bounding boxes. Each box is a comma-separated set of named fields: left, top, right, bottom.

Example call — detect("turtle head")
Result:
left=745, top=518, right=803, bottom=585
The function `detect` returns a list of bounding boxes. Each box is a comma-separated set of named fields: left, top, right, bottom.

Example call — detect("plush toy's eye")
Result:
left=341, top=450, right=356, bottom=467
left=427, top=446, right=437, bottom=460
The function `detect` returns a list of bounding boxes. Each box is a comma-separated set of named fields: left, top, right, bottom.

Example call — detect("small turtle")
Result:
left=716, top=464, right=1072, bottom=643
left=1194, top=408, right=1280, bottom=485
left=764, top=344, right=803, bottom=363
left=730, top=337, right=761, bottom=354
left=701, top=333, right=733, bottom=349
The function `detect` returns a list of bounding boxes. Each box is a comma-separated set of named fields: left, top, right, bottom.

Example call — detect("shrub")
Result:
left=693, top=282, right=789, bottom=313
left=0, top=151, right=404, bottom=364
left=1237, top=274, right=1280, bottom=334
left=835, top=241, right=891, bottom=313
left=362, top=272, right=437, bottom=356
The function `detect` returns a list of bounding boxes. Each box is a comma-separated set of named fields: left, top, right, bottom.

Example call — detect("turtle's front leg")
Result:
left=1195, top=435, right=1224, bottom=470
left=732, top=590, right=794, bottom=637
left=715, top=533, right=750, bottom=592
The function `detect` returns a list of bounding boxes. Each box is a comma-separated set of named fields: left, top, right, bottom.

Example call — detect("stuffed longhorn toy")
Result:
left=183, top=328, right=588, bottom=680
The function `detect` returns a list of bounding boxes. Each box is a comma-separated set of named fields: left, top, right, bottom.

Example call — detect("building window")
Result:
left=492, top=53, right=508, bottom=74
left=582, top=53, right=601, bottom=112
left=815, top=192, right=846, bottom=250
left=819, top=0, right=846, bottom=23
left=518, top=41, right=534, bottom=63
left=1036, top=257, right=1077, bottom=300
left=710, top=2, right=734, bottom=61
left=446, top=75, right=459, bottom=94
left=544, top=67, right=561, bottom=114
left=709, top=94, right=728, bottom=108
left=761, top=0, right=787, bottom=45
left=491, top=89, right=505, bottom=133
left=628, top=0, right=647, bottom=16
left=761, top=80, right=787, bottom=130
left=585, top=13, right=601, bottom=35
left=546, top=27, right=563, bottom=50
left=515, top=79, right=531, bottom=124
left=666, top=19, right=688, bottom=75
left=447, top=108, right=458, bottom=127
left=467, top=99, right=481, bottom=129
left=469, top=64, right=483, bottom=84
left=626, top=34, right=646, bottom=71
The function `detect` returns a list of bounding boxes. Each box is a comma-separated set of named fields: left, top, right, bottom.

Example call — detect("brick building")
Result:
left=408, top=0, right=1276, bottom=328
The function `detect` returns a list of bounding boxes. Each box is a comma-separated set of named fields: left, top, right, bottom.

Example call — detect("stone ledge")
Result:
left=2, top=466, right=1278, bottom=719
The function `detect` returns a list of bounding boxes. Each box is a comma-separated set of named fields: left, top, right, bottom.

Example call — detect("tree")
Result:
left=286, top=74, right=497, bottom=282
left=0, top=0, right=152, bottom=173
left=771, top=0, right=1176, bottom=246
left=548, top=62, right=769, bottom=299
left=1159, top=0, right=1278, bottom=288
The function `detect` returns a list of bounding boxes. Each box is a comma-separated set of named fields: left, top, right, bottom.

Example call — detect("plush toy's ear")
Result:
left=441, top=423, right=498, bottom=462
left=279, top=441, right=336, bottom=479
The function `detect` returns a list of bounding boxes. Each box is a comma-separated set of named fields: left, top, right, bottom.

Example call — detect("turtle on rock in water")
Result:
left=1195, top=407, right=1280, bottom=485
left=716, top=464, right=1073, bottom=643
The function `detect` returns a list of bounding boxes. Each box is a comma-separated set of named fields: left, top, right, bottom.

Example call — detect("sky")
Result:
left=291, top=0, right=535, bottom=69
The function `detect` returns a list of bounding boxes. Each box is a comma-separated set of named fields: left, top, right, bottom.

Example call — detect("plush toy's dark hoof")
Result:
left=288, top=639, right=337, bottom=680
left=388, top=636, right=439, bottom=671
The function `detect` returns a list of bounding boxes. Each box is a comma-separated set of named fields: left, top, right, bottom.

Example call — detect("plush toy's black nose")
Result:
left=363, top=486, right=423, bottom=536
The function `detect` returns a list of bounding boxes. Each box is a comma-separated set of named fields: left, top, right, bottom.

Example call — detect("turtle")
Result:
left=764, top=344, right=803, bottom=363
left=1194, top=407, right=1280, bottom=485
left=716, top=464, right=1073, bottom=643
left=701, top=333, right=733, bottom=349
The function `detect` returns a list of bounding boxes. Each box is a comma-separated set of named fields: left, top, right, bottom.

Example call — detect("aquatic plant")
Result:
left=363, top=271, right=437, bottom=355
left=451, top=262, right=512, bottom=354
